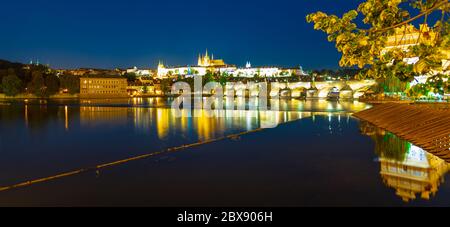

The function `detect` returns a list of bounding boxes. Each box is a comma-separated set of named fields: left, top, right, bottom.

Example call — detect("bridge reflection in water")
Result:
left=17, top=98, right=369, bottom=141
left=74, top=98, right=370, bottom=141
left=360, top=122, right=450, bottom=202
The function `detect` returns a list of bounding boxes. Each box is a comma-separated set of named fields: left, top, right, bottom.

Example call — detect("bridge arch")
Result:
left=339, top=84, right=354, bottom=99
left=318, top=86, right=337, bottom=98
left=291, top=87, right=307, bottom=98
left=279, top=88, right=292, bottom=98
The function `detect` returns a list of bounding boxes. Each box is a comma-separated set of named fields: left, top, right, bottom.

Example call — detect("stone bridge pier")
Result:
left=211, top=80, right=376, bottom=99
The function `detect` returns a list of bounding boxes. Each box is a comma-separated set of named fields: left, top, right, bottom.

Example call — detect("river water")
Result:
left=0, top=98, right=449, bottom=206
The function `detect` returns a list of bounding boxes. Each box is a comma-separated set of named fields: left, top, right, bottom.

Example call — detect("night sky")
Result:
left=0, top=0, right=362, bottom=69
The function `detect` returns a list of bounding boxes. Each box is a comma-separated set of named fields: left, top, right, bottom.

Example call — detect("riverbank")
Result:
left=361, top=100, right=415, bottom=104
left=354, top=103, right=450, bottom=161
left=0, top=93, right=194, bottom=100
left=0, top=94, right=79, bottom=100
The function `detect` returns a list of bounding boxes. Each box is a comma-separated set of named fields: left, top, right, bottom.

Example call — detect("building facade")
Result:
left=157, top=50, right=234, bottom=79
left=197, top=50, right=226, bottom=67
left=126, top=66, right=155, bottom=77
left=383, top=24, right=449, bottom=83
left=80, top=77, right=128, bottom=98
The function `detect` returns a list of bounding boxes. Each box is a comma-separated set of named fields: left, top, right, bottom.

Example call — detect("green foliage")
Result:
left=60, top=74, right=80, bottom=94
left=45, top=74, right=60, bottom=95
left=28, top=71, right=47, bottom=97
left=160, top=78, right=172, bottom=94
left=2, top=74, right=22, bottom=96
left=0, top=63, right=32, bottom=92
left=124, top=72, right=137, bottom=82
left=306, top=0, right=450, bottom=89
left=218, top=73, right=228, bottom=86
left=374, top=132, right=410, bottom=162
left=378, top=72, right=410, bottom=93
left=143, top=85, right=149, bottom=94
left=407, top=74, right=449, bottom=97
left=203, top=72, right=215, bottom=83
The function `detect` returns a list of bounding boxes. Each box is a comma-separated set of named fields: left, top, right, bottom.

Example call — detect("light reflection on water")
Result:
left=13, top=98, right=370, bottom=141
left=0, top=98, right=449, bottom=206
left=360, top=121, right=450, bottom=202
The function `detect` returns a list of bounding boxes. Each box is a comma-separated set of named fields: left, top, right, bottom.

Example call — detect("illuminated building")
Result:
left=157, top=50, right=234, bottom=79
left=383, top=24, right=439, bottom=65
left=385, top=24, right=437, bottom=50
left=157, top=61, right=209, bottom=78
left=197, top=49, right=226, bottom=67
left=156, top=50, right=307, bottom=79
left=126, top=66, right=155, bottom=77
left=383, top=24, right=449, bottom=88
left=231, top=65, right=307, bottom=78
left=127, top=77, right=155, bottom=96
left=127, top=83, right=155, bottom=96
left=80, top=77, right=128, bottom=98
left=59, top=68, right=123, bottom=77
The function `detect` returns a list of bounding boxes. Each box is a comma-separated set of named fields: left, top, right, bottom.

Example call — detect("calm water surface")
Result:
left=0, top=98, right=449, bottom=206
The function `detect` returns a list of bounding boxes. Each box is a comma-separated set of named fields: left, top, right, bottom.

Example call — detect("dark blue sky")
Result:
left=0, top=0, right=362, bottom=69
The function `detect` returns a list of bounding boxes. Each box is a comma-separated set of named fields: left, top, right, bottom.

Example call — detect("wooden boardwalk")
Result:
left=354, top=103, right=450, bottom=161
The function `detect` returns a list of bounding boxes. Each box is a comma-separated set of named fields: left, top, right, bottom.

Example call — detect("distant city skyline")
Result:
left=0, top=0, right=362, bottom=70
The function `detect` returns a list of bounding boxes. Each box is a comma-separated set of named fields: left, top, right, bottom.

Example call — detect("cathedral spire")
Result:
left=198, top=54, right=202, bottom=66
left=158, top=60, right=165, bottom=68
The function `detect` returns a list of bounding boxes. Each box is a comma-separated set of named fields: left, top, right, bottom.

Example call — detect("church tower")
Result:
left=157, top=60, right=166, bottom=79
left=198, top=54, right=202, bottom=66
left=197, top=49, right=225, bottom=67
left=204, top=49, right=210, bottom=66
left=158, top=60, right=165, bottom=69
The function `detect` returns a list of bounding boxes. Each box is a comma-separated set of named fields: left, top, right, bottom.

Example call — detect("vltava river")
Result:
left=0, top=98, right=449, bottom=206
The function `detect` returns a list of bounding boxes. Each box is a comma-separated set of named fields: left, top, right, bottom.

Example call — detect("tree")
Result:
left=203, top=71, right=215, bottom=83
left=60, top=74, right=80, bottom=94
left=160, top=78, right=172, bottom=95
left=143, top=85, right=149, bottom=94
left=407, top=74, right=449, bottom=97
left=379, top=74, right=409, bottom=93
left=218, top=72, right=228, bottom=86
left=2, top=74, right=22, bottom=96
left=45, top=74, right=60, bottom=95
left=306, top=0, right=450, bottom=92
left=28, top=71, right=47, bottom=97
left=124, top=72, right=137, bottom=82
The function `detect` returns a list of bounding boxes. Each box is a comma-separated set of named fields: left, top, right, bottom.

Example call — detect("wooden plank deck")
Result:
left=354, top=103, right=450, bottom=161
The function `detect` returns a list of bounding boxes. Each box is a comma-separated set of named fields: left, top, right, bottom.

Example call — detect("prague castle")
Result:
left=197, top=50, right=226, bottom=67
left=157, top=49, right=307, bottom=79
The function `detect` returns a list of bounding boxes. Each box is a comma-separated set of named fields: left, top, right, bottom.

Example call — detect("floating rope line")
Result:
left=0, top=127, right=268, bottom=192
